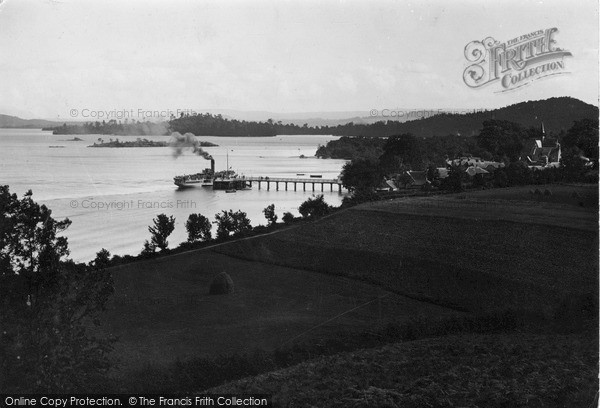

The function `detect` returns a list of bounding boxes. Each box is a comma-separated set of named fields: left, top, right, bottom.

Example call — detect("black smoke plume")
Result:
left=169, top=132, right=213, bottom=160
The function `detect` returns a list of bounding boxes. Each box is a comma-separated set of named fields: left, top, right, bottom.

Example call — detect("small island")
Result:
left=89, top=138, right=218, bottom=148
left=60, top=137, right=84, bottom=141
left=89, top=138, right=167, bottom=148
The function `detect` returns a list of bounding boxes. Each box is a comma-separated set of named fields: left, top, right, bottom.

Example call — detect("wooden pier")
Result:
left=244, top=176, right=345, bottom=192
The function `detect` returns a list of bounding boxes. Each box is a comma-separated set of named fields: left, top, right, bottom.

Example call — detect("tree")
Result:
left=185, top=213, right=212, bottom=243
left=379, top=133, right=424, bottom=172
left=299, top=195, right=331, bottom=218
left=562, top=118, right=599, bottom=164
left=505, top=161, right=533, bottom=186
left=215, top=210, right=233, bottom=239
left=141, top=240, right=156, bottom=257
left=394, top=167, right=413, bottom=189
left=262, top=204, right=278, bottom=225
left=340, top=158, right=384, bottom=192
left=476, top=120, right=527, bottom=162
left=0, top=186, right=114, bottom=392
left=440, top=164, right=466, bottom=192
left=560, top=146, right=589, bottom=182
left=215, top=210, right=252, bottom=239
left=148, top=214, right=175, bottom=251
left=282, top=212, right=295, bottom=224
left=426, top=164, right=441, bottom=187
left=92, top=248, right=111, bottom=268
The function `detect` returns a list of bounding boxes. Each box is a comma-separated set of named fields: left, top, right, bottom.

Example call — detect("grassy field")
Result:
left=209, top=333, right=598, bottom=408
left=101, top=183, right=598, bottom=395
left=214, top=184, right=597, bottom=313
left=103, top=250, right=460, bottom=376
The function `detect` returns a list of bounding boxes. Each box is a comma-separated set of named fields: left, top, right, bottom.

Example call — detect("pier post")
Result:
left=258, top=181, right=261, bottom=190
left=312, top=183, right=315, bottom=191
left=285, top=182, right=288, bottom=191
left=330, top=183, right=333, bottom=192
left=267, top=181, right=270, bottom=191
left=303, top=182, right=306, bottom=191
left=321, top=183, right=324, bottom=192
left=276, top=181, right=279, bottom=191
left=294, top=182, right=297, bottom=191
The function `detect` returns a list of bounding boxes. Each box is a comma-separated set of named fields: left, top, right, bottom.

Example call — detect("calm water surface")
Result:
left=0, top=129, right=347, bottom=261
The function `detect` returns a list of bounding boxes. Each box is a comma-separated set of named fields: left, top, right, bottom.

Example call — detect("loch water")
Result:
left=0, top=129, right=346, bottom=261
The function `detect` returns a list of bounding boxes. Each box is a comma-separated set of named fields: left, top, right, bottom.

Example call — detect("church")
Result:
left=520, top=123, right=562, bottom=169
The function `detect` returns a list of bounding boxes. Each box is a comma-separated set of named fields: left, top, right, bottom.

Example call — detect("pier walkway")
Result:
left=244, top=176, right=345, bottom=192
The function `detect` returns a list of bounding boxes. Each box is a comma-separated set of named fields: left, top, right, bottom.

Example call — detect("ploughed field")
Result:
left=103, top=184, right=598, bottom=392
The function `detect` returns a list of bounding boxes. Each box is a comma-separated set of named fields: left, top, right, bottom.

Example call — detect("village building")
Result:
left=405, top=170, right=429, bottom=187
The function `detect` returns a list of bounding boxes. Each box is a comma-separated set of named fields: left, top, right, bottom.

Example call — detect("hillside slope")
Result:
left=214, top=185, right=598, bottom=313
left=209, top=333, right=598, bottom=408
left=102, top=184, right=597, bottom=394
left=327, top=97, right=599, bottom=137
left=0, top=114, right=63, bottom=128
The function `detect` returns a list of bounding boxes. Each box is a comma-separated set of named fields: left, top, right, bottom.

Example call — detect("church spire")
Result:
left=541, top=121, right=545, bottom=141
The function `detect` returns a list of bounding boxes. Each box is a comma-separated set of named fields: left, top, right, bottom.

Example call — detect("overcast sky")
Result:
left=0, top=0, right=597, bottom=119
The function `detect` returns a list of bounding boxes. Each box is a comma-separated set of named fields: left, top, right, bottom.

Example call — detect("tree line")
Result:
left=44, top=97, right=598, bottom=138
left=141, top=198, right=332, bottom=255
left=47, top=120, right=168, bottom=136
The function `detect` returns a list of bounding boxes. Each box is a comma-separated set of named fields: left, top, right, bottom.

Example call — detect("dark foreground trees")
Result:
left=0, top=186, right=114, bottom=392
left=186, top=213, right=212, bottom=243
left=148, top=214, right=176, bottom=251
left=215, top=210, right=252, bottom=239
left=262, top=204, right=278, bottom=225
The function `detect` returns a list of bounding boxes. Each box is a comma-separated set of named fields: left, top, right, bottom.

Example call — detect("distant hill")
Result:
left=326, top=97, right=599, bottom=138
left=202, top=108, right=447, bottom=127
left=0, top=114, right=65, bottom=129
left=202, top=98, right=599, bottom=134
left=2, top=97, right=597, bottom=135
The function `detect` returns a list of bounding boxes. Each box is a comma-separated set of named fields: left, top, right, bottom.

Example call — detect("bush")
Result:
left=342, top=189, right=381, bottom=207
left=282, top=212, right=295, bottom=224
left=299, top=195, right=331, bottom=218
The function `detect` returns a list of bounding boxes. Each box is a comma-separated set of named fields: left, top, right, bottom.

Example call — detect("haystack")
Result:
left=534, top=188, right=542, bottom=195
left=544, top=189, right=552, bottom=196
left=209, top=272, right=234, bottom=295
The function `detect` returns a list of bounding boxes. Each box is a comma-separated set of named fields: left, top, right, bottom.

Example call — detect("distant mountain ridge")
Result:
left=330, top=97, right=598, bottom=138
left=2, top=97, right=597, bottom=136
left=0, top=114, right=65, bottom=128
left=202, top=108, right=472, bottom=127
